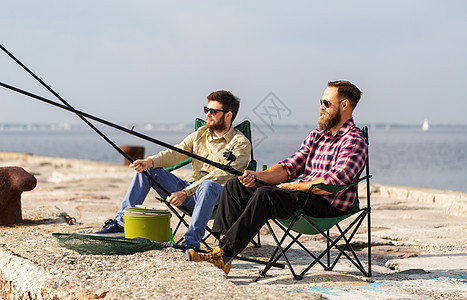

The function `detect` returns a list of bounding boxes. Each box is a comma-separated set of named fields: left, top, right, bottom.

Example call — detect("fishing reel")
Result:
left=223, top=149, right=237, bottom=166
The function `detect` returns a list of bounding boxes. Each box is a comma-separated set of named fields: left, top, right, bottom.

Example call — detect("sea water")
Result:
left=1, top=125, right=466, bottom=193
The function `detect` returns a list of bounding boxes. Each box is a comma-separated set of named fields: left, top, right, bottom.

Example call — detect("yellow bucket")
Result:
left=122, top=207, right=171, bottom=242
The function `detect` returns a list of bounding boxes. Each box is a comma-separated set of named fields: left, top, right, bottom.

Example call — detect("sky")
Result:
left=1, top=0, right=466, bottom=127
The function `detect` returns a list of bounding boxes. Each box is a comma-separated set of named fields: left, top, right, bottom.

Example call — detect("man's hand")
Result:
left=277, top=177, right=332, bottom=195
left=277, top=182, right=312, bottom=191
left=129, top=158, right=153, bottom=173
left=276, top=182, right=297, bottom=190
left=238, top=170, right=257, bottom=187
left=167, top=190, right=188, bottom=206
left=238, top=165, right=290, bottom=187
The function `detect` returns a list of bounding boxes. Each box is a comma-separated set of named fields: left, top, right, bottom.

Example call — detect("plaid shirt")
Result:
left=279, top=118, right=368, bottom=212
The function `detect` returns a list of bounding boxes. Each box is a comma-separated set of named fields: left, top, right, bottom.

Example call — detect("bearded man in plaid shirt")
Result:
left=187, top=80, right=368, bottom=273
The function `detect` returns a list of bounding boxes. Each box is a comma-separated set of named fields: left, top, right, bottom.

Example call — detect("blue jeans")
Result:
left=115, top=168, right=223, bottom=249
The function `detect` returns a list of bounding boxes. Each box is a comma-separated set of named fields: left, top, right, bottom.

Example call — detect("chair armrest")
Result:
left=163, top=158, right=193, bottom=172
left=246, top=160, right=257, bottom=171
left=310, top=175, right=372, bottom=194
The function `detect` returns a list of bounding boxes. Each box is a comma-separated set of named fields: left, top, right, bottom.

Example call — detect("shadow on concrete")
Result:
left=0, top=217, right=63, bottom=227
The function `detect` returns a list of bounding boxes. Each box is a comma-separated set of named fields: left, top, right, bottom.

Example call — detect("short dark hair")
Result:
left=206, top=90, right=240, bottom=121
left=328, top=80, right=361, bottom=109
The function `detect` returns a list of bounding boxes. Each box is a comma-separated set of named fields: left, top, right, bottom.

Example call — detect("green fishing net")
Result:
left=52, top=233, right=164, bottom=255
left=52, top=233, right=285, bottom=268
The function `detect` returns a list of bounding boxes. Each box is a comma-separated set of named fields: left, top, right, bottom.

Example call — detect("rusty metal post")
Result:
left=119, top=145, right=145, bottom=166
left=0, top=167, right=37, bottom=226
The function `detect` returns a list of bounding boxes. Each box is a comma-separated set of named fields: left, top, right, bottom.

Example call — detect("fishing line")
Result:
left=0, top=80, right=271, bottom=187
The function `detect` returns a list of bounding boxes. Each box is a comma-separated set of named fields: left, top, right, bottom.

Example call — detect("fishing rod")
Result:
left=0, top=81, right=271, bottom=187
left=0, top=44, right=175, bottom=199
left=0, top=44, right=199, bottom=226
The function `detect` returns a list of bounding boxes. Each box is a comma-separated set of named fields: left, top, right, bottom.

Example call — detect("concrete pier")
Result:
left=0, top=152, right=466, bottom=299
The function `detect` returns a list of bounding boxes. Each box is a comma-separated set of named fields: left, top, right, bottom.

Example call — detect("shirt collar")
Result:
left=208, top=125, right=235, bottom=142
left=322, top=117, right=355, bottom=138
left=335, top=118, right=355, bottom=136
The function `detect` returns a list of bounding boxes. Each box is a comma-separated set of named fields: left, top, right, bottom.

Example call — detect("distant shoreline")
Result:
left=1, top=122, right=467, bottom=133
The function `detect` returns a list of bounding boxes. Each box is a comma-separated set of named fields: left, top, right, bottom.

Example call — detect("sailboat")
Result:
left=422, top=119, right=430, bottom=131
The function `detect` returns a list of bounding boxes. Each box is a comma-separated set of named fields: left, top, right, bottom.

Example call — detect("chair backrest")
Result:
left=195, top=118, right=252, bottom=142
left=344, top=126, right=370, bottom=212
left=164, top=118, right=256, bottom=172
left=361, top=126, right=371, bottom=211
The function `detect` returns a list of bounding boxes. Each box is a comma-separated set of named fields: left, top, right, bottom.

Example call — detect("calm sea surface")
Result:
left=1, top=125, right=466, bottom=193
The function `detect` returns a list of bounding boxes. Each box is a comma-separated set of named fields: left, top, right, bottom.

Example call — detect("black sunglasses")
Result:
left=320, top=99, right=346, bottom=108
left=204, top=106, right=228, bottom=115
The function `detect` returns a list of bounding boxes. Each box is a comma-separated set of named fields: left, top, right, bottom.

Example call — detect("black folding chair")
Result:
left=260, top=126, right=372, bottom=280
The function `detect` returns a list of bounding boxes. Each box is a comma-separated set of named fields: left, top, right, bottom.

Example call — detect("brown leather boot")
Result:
left=187, top=246, right=232, bottom=274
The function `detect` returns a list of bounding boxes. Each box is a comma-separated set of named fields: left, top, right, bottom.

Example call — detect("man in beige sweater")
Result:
left=95, top=90, right=251, bottom=250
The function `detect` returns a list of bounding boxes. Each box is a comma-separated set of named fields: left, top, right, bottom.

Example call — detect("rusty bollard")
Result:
left=0, top=167, right=37, bottom=226
left=120, top=145, right=145, bottom=166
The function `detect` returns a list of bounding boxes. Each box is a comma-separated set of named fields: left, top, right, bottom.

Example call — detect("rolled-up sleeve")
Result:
left=149, top=132, right=195, bottom=169
left=279, top=136, right=312, bottom=180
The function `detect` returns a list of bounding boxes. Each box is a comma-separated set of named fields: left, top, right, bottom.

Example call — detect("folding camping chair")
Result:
left=260, top=126, right=372, bottom=280
left=159, top=118, right=260, bottom=248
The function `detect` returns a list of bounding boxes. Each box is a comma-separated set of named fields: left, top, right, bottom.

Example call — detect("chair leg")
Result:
left=326, top=229, right=331, bottom=271
left=198, top=223, right=215, bottom=248
left=260, top=218, right=328, bottom=275
left=333, top=211, right=369, bottom=275
left=271, top=219, right=326, bottom=269
left=367, top=207, right=372, bottom=277
left=163, top=202, right=192, bottom=235
left=172, top=215, right=185, bottom=237
left=249, top=233, right=261, bottom=248
left=299, top=214, right=353, bottom=275
left=300, top=211, right=369, bottom=277
left=260, top=219, right=302, bottom=280
left=259, top=222, right=281, bottom=275
left=264, top=211, right=371, bottom=279
left=250, top=232, right=261, bottom=248
left=200, top=231, right=213, bottom=243
left=329, top=222, right=366, bottom=273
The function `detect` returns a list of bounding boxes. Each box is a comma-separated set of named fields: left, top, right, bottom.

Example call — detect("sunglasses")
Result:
left=320, top=99, right=346, bottom=108
left=204, top=106, right=228, bottom=115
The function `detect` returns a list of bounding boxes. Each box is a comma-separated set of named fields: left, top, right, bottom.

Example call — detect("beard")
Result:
left=206, top=115, right=228, bottom=131
left=318, top=109, right=341, bottom=131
